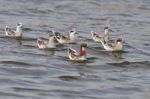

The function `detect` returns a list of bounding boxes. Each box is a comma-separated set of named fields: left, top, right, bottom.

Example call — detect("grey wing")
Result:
left=54, top=32, right=61, bottom=37
left=92, top=32, right=102, bottom=39
left=68, top=48, right=78, bottom=57
left=55, top=32, right=69, bottom=40
left=5, top=26, right=15, bottom=36
left=62, top=35, right=69, bottom=40
left=54, top=32, right=62, bottom=40
left=37, top=38, right=45, bottom=45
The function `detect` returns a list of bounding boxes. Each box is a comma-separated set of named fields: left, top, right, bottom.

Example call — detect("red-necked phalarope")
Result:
left=37, top=31, right=56, bottom=49
left=5, top=23, right=22, bottom=38
left=54, top=28, right=77, bottom=44
left=68, top=43, right=87, bottom=61
left=100, top=38, right=123, bottom=51
left=91, top=26, right=112, bottom=42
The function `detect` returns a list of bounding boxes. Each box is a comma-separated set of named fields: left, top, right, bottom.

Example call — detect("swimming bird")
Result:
left=5, top=23, right=23, bottom=38
left=100, top=38, right=123, bottom=51
left=37, top=31, right=56, bottom=49
left=54, top=28, right=77, bottom=44
left=91, top=26, right=112, bottom=42
left=68, top=43, right=87, bottom=61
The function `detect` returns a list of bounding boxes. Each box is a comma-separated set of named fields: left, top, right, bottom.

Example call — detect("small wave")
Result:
left=27, top=8, right=54, bottom=14
left=23, top=45, right=37, bottom=48
left=0, top=91, right=26, bottom=98
left=138, top=6, right=150, bottom=11
left=23, top=27, right=33, bottom=31
left=59, top=75, right=80, bottom=81
left=0, top=61, right=31, bottom=66
left=144, top=43, right=150, bottom=46
left=13, top=87, right=49, bottom=92
left=22, top=37, right=37, bottom=41
left=108, top=61, right=150, bottom=68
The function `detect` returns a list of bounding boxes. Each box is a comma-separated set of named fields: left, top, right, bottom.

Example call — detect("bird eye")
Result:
left=70, top=31, right=74, bottom=32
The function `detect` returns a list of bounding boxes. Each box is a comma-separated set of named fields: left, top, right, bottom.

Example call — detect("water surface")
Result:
left=0, top=0, right=150, bottom=99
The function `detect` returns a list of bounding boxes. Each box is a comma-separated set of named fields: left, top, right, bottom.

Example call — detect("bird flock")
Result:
left=5, top=23, right=123, bottom=61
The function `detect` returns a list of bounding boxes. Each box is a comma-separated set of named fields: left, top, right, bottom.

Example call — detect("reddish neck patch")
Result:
left=80, top=47, right=86, bottom=56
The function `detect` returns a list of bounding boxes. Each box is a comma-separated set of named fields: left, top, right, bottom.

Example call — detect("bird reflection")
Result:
left=12, top=37, right=22, bottom=47
left=111, top=51, right=122, bottom=59
left=44, top=49, right=55, bottom=56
